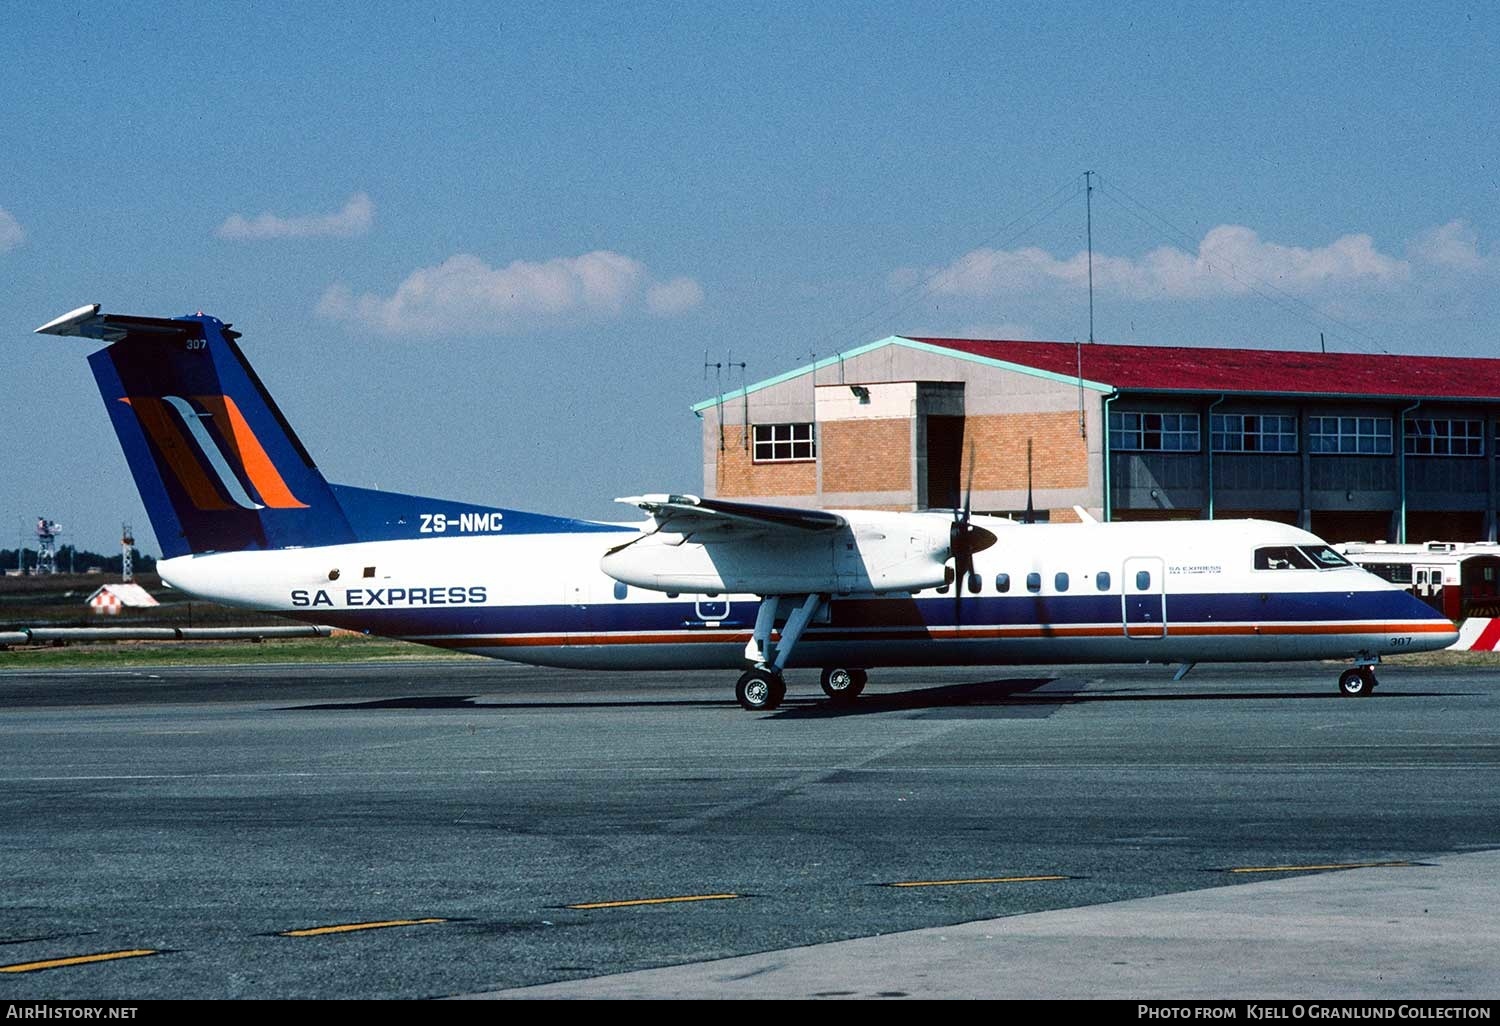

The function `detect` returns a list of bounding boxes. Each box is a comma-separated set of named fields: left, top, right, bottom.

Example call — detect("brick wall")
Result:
left=961, top=412, right=1089, bottom=491
left=822, top=419, right=912, bottom=493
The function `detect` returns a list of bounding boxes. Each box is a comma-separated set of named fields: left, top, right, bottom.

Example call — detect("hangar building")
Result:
left=693, top=336, right=1500, bottom=543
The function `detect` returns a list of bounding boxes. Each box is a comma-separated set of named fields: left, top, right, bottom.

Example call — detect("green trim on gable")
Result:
left=690, top=336, right=1115, bottom=413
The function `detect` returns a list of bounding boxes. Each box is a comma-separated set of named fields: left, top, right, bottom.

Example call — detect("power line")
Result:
left=1095, top=176, right=1396, bottom=355
left=801, top=173, right=1086, bottom=361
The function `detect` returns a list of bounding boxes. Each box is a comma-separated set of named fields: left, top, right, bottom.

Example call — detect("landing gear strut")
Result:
left=734, top=593, right=827, bottom=712
left=1338, top=666, right=1377, bottom=697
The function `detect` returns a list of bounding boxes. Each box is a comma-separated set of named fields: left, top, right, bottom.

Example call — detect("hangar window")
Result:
left=1211, top=414, right=1297, bottom=453
left=1254, top=546, right=1316, bottom=570
left=1405, top=418, right=1483, bottom=457
left=1309, top=416, right=1392, bottom=455
left=752, top=423, right=816, bottom=462
left=995, top=573, right=1010, bottom=593
left=1108, top=412, right=1200, bottom=452
left=1026, top=572, right=1042, bottom=593
left=1096, top=571, right=1111, bottom=591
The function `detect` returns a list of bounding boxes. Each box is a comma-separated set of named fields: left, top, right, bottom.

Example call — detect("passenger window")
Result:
left=967, top=572, right=981, bottom=594
left=1026, top=572, right=1042, bottom=593
left=1055, top=572, right=1069, bottom=592
left=613, top=581, right=628, bottom=600
left=1097, top=571, right=1111, bottom=591
left=995, top=573, right=1010, bottom=593
left=1135, top=570, right=1151, bottom=590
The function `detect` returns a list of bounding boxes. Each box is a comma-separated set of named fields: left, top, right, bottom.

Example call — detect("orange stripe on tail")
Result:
left=193, top=394, right=308, bottom=509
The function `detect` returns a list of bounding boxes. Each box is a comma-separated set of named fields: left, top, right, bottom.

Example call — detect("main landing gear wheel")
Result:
left=820, top=667, right=869, bottom=704
left=1338, top=667, right=1376, bottom=697
left=736, top=668, right=786, bottom=711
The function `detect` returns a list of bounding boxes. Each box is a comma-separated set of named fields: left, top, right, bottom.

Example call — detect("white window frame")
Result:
left=1211, top=413, right=1298, bottom=453
left=752, top=422, right=816, bottom=463
left=1405, top=418, right=1483, bottom=457
left=1109, top=411, right=1201, bottom=453
left=1308, top=415, right=1393, bottom=455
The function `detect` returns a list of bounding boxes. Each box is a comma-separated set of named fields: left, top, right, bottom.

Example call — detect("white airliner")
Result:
left=38, top=304, right=1458, bottom=709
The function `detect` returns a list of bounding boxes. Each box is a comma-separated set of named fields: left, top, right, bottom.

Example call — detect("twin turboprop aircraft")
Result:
left=38, top=305, right=1459, bottom=710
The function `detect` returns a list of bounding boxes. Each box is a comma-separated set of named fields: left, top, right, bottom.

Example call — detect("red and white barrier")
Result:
left=1450, top=618, right=1500, bottom=651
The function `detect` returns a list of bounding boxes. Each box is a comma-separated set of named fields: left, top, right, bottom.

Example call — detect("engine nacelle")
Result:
left=601, top=511, right=959, bottom=595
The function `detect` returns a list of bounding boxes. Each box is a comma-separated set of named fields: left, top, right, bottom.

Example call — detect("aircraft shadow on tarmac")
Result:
left=770, top=681, right=1466, bottom=718
left=282, top=678, right=1065, bottom=715
left=283, top=679, right=1466, bottom=716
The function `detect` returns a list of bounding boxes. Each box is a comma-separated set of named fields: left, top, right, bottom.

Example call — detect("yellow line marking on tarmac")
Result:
left=566, top=893, right=741, bottom=910
left=1, top=949, right=159, bottom=973
left=1228, top=861, right=1414, bottom=874
left=280, top=917, right=448, bottom=937
left=887, top=875, right=1070, bottom=888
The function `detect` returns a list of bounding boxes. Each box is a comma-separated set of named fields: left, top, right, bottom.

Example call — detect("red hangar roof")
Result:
left=912, top=337, right=1500, bottom=402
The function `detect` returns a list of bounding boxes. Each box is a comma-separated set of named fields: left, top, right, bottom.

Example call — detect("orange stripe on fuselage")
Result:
left=193, top=394, right=308, bottom=509
left=121, top=397, right=233, bottom=511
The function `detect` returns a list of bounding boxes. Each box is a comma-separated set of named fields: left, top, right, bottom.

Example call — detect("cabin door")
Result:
left=1122, top=557, right=1166, bottom=639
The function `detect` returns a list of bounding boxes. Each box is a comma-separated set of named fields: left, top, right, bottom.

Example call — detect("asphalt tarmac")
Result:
left=0, top=658, right=1496, bottom=1000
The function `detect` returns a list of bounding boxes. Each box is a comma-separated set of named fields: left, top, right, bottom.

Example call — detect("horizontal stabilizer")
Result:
left=36, top=304, right=230, bottom=343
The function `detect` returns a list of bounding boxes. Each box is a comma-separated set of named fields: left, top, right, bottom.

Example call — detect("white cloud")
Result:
left=646, top=276, right=706, bottom=315
left=910, top=224, right=1411, bottom=301
left=216, top=192, right=374, bottom=241
left=319, top=250, right=704, bottom=335
left=0, top=207, right=25, bottom=251
left=1411, top=220, right=1485, bottom=271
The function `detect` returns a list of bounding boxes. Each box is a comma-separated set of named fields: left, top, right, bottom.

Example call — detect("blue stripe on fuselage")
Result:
left=293, top=587, right=1447, bottom=638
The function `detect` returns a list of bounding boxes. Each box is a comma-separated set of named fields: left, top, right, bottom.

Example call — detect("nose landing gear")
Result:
left=819, top=666, right=868, bottom=704
left=1337, top=666, right=1377, bottom=697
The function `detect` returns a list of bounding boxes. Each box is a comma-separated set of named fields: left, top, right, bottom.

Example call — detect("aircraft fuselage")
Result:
left=159, top=517, right=1457, bottom=671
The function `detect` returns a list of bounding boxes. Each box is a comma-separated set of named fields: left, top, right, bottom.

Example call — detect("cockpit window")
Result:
left=1301, top=545, right=1351, bottom=568
left=1254, top=546, right=1316, bottom=570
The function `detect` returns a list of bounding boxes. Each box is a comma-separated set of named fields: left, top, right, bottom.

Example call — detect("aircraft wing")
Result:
left=616, top=494, right=846, bottom=535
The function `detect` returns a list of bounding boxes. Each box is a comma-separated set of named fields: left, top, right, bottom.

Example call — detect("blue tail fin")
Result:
left=41, top=305, right=622, bottom=558
left=40, top=305, right=356, bottom=558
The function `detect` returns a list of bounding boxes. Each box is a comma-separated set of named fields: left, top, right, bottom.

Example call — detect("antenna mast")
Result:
left=704, top=353, right=726, bottom=453
left=1085, top=169, right=1095, bottom=345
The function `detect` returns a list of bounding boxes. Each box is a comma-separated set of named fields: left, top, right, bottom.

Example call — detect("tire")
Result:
left=849, top=668, right=868, bottom=697
left=1338, top=668, right=1371, bottom=697
left=736, top=669, right=783, bottom=711
left=820, top=667, right=858, bottom=702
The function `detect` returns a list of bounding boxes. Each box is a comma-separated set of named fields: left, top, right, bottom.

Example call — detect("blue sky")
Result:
left=3, top=2, right=1497, bottom=553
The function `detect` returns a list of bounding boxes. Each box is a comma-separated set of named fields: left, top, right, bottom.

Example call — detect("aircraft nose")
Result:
left=1394, top=589, right=1459, bottom=650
